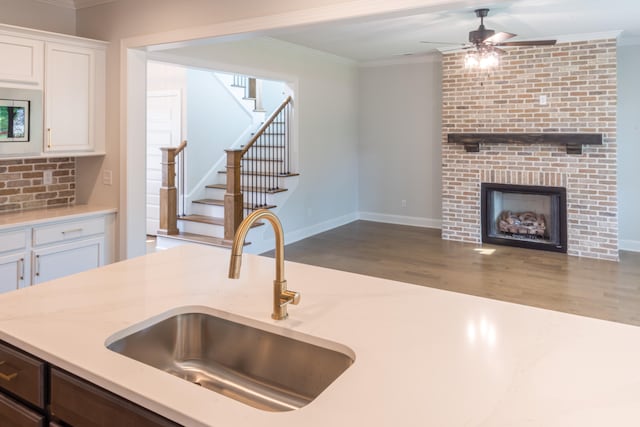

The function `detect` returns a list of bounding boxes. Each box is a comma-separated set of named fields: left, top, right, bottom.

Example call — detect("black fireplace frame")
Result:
left=481, top=183, right=567, bottom=253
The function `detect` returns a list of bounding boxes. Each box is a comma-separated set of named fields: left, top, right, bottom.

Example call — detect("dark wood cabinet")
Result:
left=0, top=393, right=45, bottom=427
left=0, top=341, right=182, bottom=427
left=49, top=368, right=181, bottom=427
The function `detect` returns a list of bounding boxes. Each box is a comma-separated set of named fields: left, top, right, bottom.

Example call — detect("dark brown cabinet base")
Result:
left=0, top=341, right=181, bottom=427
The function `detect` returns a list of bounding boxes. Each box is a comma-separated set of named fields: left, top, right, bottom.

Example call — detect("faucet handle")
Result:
left=281, top=289, right=301, bottom=306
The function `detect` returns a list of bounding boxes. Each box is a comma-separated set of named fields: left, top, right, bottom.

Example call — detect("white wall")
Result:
left=617, top=44, right=640, bottom=251
left=262, top=79, right=288, bottom=117
left=0, top=0, right=75, bottom=35
left=73, top=0, right=399, bottom=259
left=186, top=69, right=252, bottom=195
left=357, top=57, right=442, bottom=227
left=162, top=38, right=360, bottom=253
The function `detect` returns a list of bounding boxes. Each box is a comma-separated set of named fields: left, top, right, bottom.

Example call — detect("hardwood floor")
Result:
left=264, top=221, right=640, bottom=326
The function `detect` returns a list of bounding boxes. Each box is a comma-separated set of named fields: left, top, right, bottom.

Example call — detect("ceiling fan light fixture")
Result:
left=464, top=49, right=499, bottom=70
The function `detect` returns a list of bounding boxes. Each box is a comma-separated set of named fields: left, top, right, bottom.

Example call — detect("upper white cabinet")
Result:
left=44, top=43, right=101, bottom=153
left=0, top=25, right=107, bottom=157
left=0, top=34, right=44, bottom=88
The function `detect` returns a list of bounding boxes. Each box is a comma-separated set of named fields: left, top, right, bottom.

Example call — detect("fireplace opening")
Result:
left=481, top=183, right=567, bottom=253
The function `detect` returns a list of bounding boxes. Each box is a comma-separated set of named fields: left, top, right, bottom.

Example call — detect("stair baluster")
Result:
left=223, top=96, right=293, bottom=240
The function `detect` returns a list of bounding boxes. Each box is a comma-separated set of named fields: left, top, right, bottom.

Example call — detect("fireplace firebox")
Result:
left=481, top=183, right=567, bottom=253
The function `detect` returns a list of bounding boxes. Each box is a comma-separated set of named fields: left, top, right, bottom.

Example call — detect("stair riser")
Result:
left=204, top=187, right=278, bottom=204
left=191, top=203, right=225, bottom=218
left=219, top=175, right=289, bottom=188
left=178, top=220, right=224, bottom=239
left=240, top=160, right=288, bottom=173
left=243, top=146, right=288, bottom=158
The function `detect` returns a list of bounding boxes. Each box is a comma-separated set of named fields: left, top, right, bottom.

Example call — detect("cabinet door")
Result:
left=44, top=42, right=95, bottom=152
left=0, top=253, right=27, bottom=293
left=32, top=237, right=103, bottom=285
left=0, top=393, right=45, bottom=427
left=0, top=35, right=44, bottom=88
left=50, top=368, right=181, bottom=427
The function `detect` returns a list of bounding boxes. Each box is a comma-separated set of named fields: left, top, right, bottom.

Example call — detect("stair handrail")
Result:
left=241, top=95, right=292, bottom=155
left=174, top=139, right=187, bottom=155
left=223, top=96, right=293, bottom=242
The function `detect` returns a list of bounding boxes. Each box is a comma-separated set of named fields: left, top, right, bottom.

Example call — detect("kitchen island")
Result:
left=0, top=244, right=639, bottom=426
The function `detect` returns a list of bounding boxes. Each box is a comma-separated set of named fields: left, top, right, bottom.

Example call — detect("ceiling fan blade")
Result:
left=419, top=41, right=467, bottom=46
left=483, top=31, right=516, bottom=44
left=493, top=47, right=507, bottom=55
left=497, top=40, right=557, bottom=46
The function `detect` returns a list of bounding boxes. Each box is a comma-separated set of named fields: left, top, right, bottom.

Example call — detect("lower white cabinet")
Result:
left=0, top=211, right=114, bottom=293
left=0, top=253, right=27, bottom=293
left=32, top=237, right=103, bottom=285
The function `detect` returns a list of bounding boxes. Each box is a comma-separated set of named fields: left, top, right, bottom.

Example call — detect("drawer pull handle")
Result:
left=62, top=228, right=84, bottom=234
left=0, top=361, right=18, bottom=381
left=17, top=258, right=24, bottom=282
left=35, top=254, right=40, bottom=277
left=47, top=128, right=52, bottom=149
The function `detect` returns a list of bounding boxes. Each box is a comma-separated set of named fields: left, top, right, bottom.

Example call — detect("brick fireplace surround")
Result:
left=441, top=39, right=618, bottom=261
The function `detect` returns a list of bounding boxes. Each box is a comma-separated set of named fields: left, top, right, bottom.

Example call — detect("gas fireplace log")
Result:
left=498, top=211, right=546, bottom=237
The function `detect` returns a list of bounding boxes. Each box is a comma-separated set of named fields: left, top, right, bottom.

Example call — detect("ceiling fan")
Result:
left=422, top=8, right=557, bottom=52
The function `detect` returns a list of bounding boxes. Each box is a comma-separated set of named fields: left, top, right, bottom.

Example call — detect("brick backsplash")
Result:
left=441, top=39, right=618, bottom=261
left=0, top=157, right=76, bottom=212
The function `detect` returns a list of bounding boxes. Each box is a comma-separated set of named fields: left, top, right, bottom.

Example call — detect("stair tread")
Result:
left=217, top=170, right=299, bottom=177
left=205, top=184, right=288, bottom=194
left=193, top=198, right=277, bottom=210
left=178, top=214, right=265, bottom=227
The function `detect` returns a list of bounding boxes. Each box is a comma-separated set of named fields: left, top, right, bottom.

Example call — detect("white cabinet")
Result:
left=0, top=34, right=44, bottom=89
left=0, top=228, right=29, bottom=292
left=0, top=253, right=27, bottom=293
left=32, top=237, right=103, bottom=285
left=0, top=24, right=106, bottom=157
left=44, top=43, right=102, bottom=153
left=0, top=211, right=114, bottom=293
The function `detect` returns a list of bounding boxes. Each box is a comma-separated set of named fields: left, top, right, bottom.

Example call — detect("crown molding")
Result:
left=36, top=0, right=116, bottom=9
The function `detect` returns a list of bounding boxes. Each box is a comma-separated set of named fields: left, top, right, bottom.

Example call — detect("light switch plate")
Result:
left=43, top=170, right=53, bottom=185
left=103, top=170, right=113, bottom=186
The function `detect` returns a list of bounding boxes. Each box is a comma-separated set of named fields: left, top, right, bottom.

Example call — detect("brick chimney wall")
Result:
left=441, top=39, right=618, bottom=260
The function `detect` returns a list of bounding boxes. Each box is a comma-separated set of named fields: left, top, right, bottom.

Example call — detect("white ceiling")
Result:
left=267, top=0, right=640, bottom=63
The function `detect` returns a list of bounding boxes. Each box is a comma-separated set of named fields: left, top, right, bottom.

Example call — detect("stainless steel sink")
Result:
left=106, top=311, right=354, bottom=412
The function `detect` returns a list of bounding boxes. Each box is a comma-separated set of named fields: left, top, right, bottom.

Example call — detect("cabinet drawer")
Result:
left=50, top=368, right=182, bottom=427
left=0, top=229, right=27, bottom=253
left=0, top=342, right=45, bottom=409
left=0, top=393, right=45, bottom=427
left=33, top=217, right=105, bottom=246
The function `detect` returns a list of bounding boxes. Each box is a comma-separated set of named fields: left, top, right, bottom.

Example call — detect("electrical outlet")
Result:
left=539, top=95, right=548, bottom=105
left=401, top=200, right=407, bottom=208
left=43, top=170, right=53, bottom=185
left=102, top=170, right=113, bottom=186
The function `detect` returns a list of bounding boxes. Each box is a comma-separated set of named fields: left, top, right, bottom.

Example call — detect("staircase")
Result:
left=156, top=75, right=297, bottom=250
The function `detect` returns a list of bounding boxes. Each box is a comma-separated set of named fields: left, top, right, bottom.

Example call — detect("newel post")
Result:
left=224, top=149, right=244, bottom=242
left=157, top=146, right=179, bottom=235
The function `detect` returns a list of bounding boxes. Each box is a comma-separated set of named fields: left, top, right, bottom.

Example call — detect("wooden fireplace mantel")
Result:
left=447, top=133, right=603, bottom=154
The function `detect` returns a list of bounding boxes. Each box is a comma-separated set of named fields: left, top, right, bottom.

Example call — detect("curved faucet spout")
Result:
left=228, top=209, right=300, bottom=320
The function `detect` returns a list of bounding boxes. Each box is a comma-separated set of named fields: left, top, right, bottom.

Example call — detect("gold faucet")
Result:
left=228, top=209, right=300, bottom=320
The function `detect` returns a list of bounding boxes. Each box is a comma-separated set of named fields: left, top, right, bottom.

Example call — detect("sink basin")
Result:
left=106, top=310, right=354, bottom=412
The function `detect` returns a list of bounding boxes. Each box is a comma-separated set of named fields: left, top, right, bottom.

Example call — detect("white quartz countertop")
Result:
left=0, top=244, right=639, bottom=426
left=0, top=204, right=117, bottom=229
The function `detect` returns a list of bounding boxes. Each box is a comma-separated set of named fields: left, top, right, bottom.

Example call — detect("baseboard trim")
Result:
left=251, top=212, right=359, bottom=254
left=620, top=239, right=640, bottom=252
left=358, top=212, right=442, bottom=229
